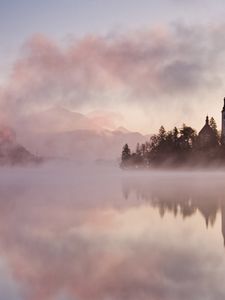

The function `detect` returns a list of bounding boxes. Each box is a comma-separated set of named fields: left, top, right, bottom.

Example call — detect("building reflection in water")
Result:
left=0, top=169, right=224, bottom=299
left=222, top=204, right=225, bottom=246
left=122, top=173, right=225, bottom=247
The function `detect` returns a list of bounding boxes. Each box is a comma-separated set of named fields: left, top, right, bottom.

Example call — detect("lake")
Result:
left=0, top=163, right=225, bottom=300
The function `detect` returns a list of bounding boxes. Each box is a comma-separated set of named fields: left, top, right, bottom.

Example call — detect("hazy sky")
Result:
left=1, top=0, right=225, bottom=133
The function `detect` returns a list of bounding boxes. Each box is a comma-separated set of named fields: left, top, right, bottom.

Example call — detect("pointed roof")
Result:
left=199, top=116, right=214, bottom=136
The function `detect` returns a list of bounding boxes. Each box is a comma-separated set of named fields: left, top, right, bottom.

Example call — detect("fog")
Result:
left=0, top=163, right=225, bottom=300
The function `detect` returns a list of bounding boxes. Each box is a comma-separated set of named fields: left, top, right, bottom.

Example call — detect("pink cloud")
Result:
left=1, top=23, right=225, bottom=134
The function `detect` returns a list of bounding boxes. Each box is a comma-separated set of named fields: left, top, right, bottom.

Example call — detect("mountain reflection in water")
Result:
left=0, top=165, right=224, bottom=300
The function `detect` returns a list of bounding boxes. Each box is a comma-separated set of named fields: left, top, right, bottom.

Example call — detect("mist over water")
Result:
left=1, top=163, right=225, bottom=300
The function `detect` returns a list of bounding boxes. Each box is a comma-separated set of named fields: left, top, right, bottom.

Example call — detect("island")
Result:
left=0, top=126, right=42, bottom=166
left=121, top=98, right=225, bottom=169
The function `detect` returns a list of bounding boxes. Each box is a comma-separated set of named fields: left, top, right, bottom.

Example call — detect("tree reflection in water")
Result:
left=122, top=172, right=225, bottom=246
left=0, top=167, right=224, bottom=299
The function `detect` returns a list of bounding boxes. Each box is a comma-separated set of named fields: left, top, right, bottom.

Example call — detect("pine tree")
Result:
left=122, top=144, right=131, bottom=162
left=210, top=117, right=219, bottom=142
left=172, top=127, right=179, bottom=142
left=159, top=126, right=166, bottom=141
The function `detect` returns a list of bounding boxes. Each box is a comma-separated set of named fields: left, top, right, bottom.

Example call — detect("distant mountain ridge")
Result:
left=18, top=106, right=128, bottom=133
left=14, top=107, right=149, bottom=161
left=18, top=128, right=148, bottom=161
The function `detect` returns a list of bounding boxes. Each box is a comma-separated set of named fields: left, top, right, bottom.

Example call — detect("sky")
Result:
left=1, top=0, right=225, bottom=133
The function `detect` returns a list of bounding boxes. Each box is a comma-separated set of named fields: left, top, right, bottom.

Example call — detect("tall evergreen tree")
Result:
left=159, top=126, right=166, bottom=140
left=210, top=117, right=220, bottom=142
left=121, top=144, right=131, bottom=162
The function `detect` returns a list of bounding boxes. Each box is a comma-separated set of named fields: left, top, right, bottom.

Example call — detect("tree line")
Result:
left=121, top=117, right=225, bottom=168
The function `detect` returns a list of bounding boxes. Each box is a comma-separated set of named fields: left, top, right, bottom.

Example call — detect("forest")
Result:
left=121, top=117, right=225, bottom=168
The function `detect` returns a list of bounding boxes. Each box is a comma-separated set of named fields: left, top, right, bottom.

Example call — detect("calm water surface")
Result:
left=0, top=163, right=225, bottom=300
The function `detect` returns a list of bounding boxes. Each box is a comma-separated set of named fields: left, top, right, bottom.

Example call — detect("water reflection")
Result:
left=0, top=166, right=224, bottom=299
left=122, top=172, right=225, bottom=246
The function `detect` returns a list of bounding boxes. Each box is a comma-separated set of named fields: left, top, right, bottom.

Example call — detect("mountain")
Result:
left=17, top=107, right=128, bottom=133
left=115, top=126, right=130, bottom=133
left=18, top=129, right=148, bottom=161
left=87, top=110, right=124, bottom=131
left=14, top=107, right=149, bottom=161
left=18, top=107, right=101, bottom=133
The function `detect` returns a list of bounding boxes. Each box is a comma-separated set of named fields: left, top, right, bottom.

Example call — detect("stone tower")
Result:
left=222, top=98, right=225, bottom=142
